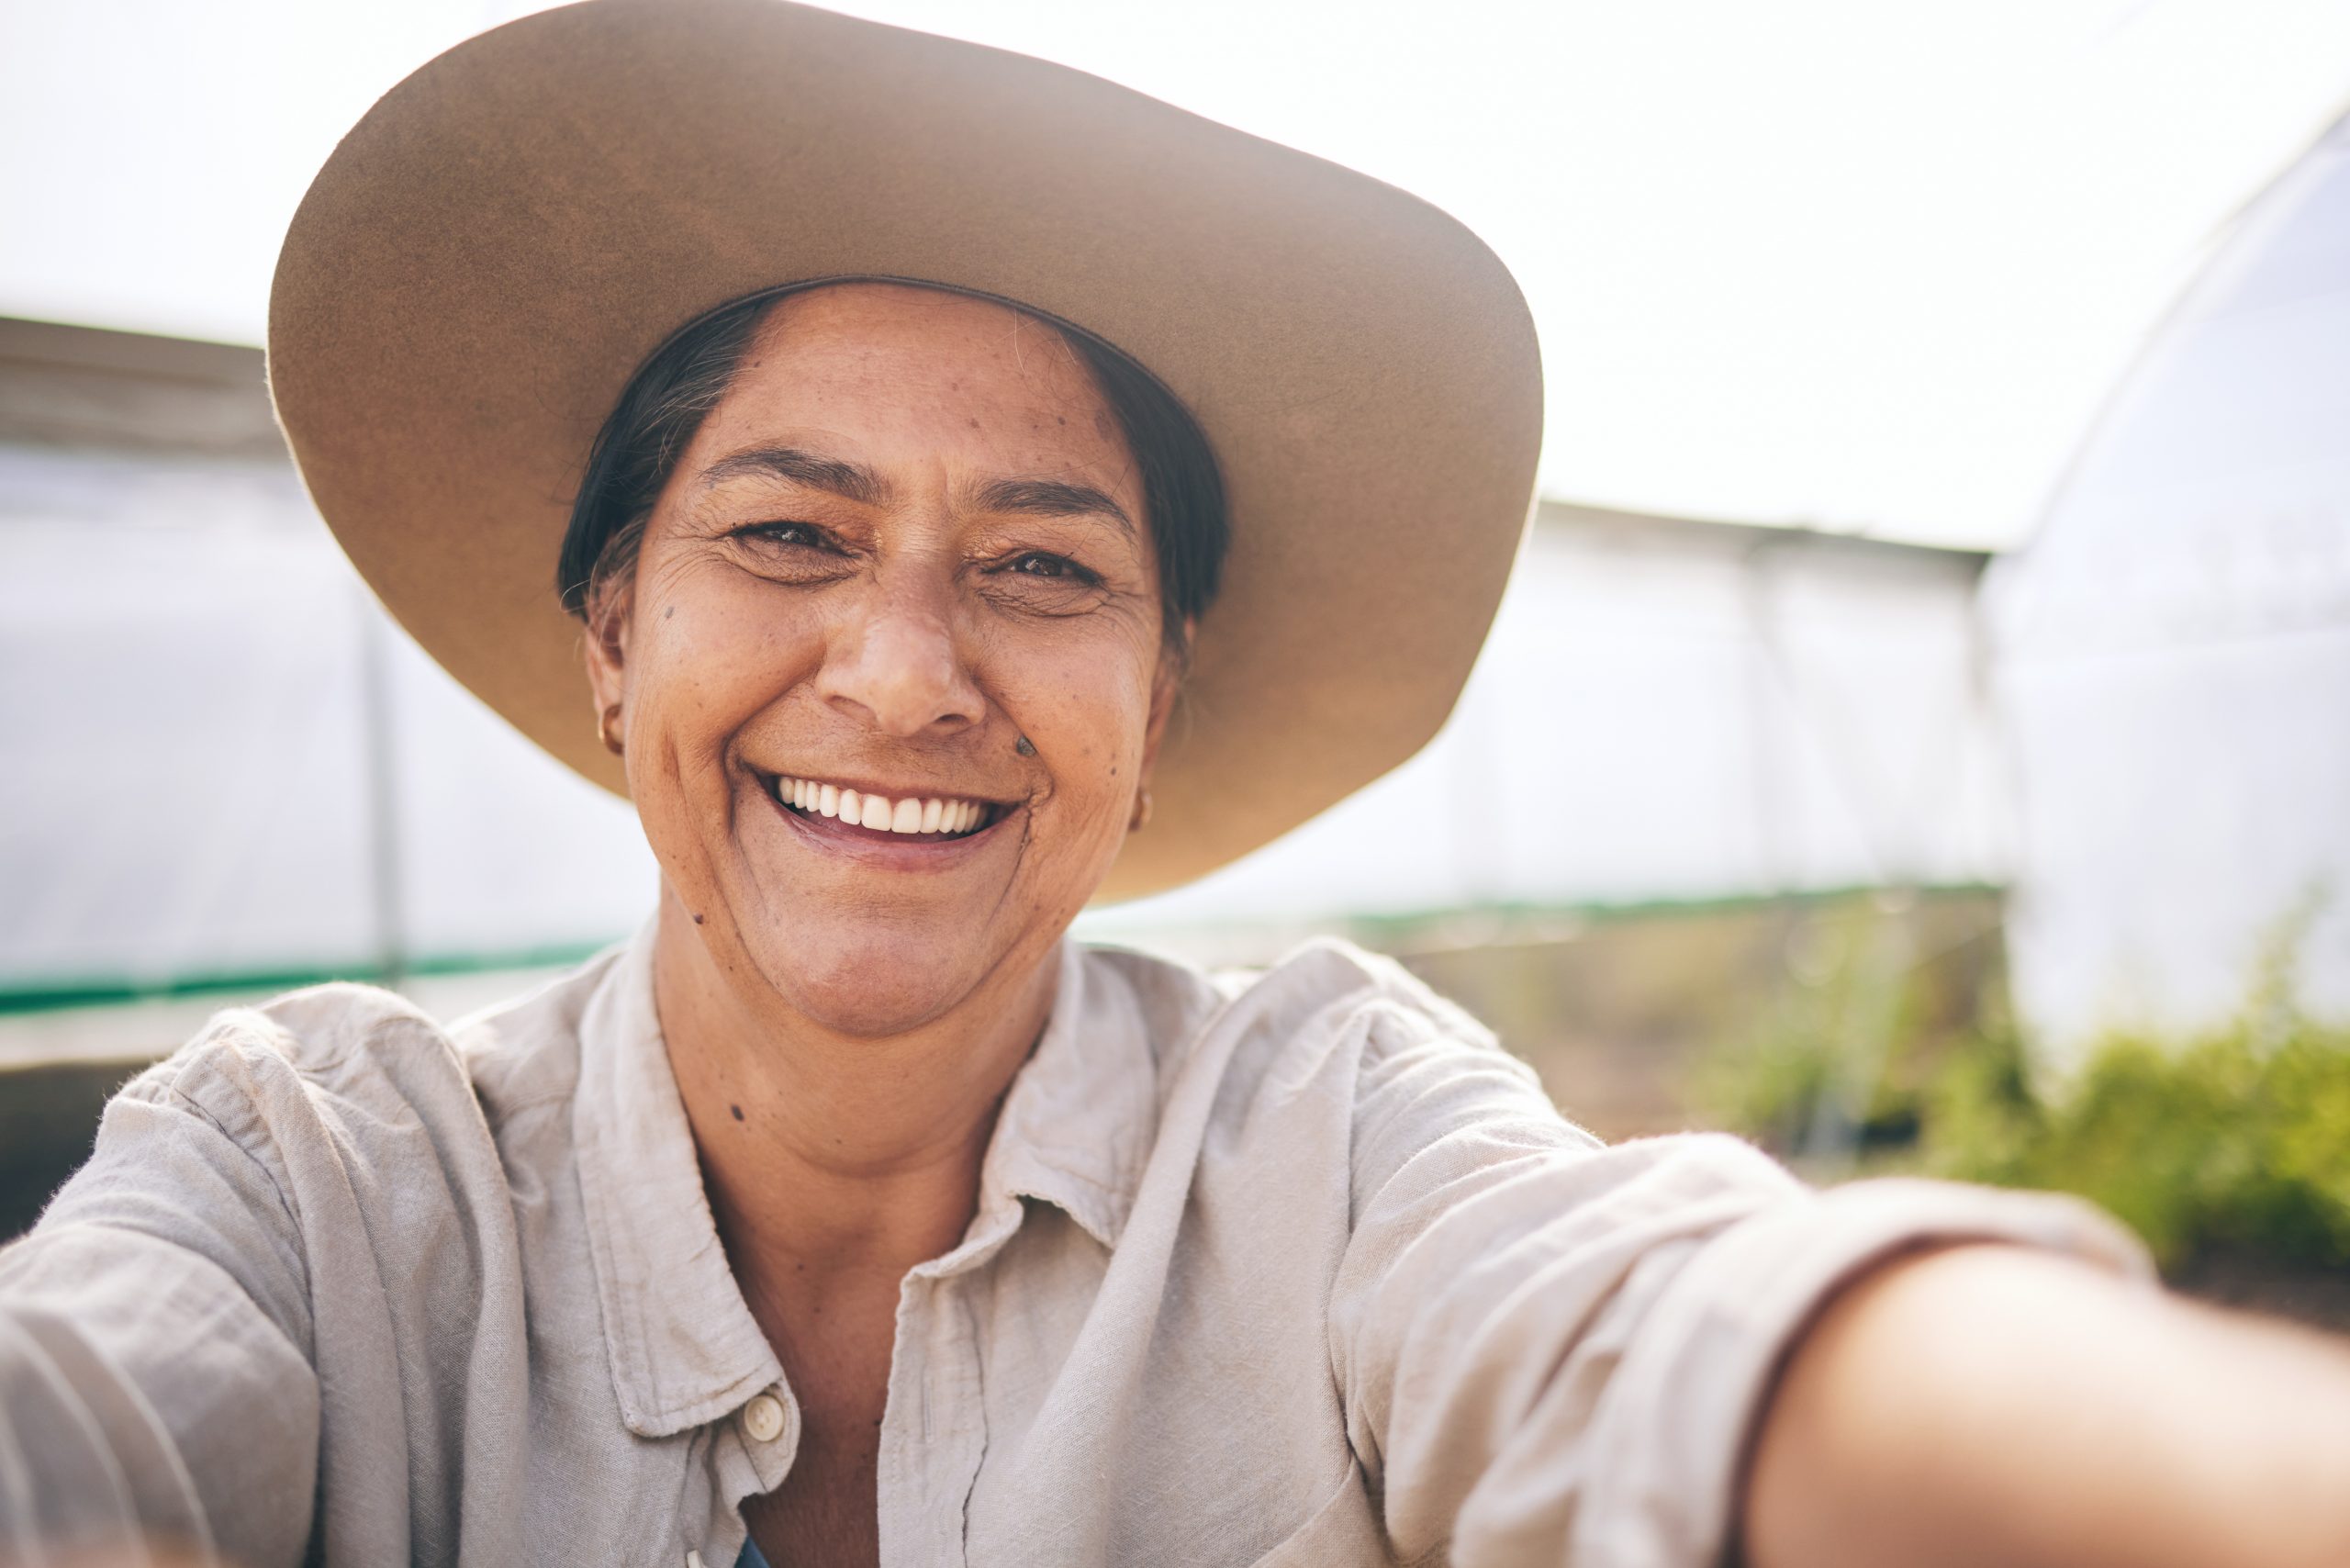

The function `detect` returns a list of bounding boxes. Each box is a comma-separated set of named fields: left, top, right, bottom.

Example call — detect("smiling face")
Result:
left=585, top=283, right=1177, bottom=1038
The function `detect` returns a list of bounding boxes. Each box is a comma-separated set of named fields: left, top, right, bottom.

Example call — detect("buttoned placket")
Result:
left=688, top=1187, right=1032, bottom=1568
left=874, top=1193, right=1029, bottom=1567
left=690, top=1378, right=802, bottom=1568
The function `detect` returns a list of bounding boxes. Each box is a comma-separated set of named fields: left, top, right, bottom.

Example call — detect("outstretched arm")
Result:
left=1742, top=1244, right=2350, bottom=1568
left=0, top=1077, right=321, bottom=1568
left=1318, top=975, right=2155, bottom=1566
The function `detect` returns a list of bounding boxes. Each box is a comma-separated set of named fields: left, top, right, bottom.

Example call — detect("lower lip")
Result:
left=763, top=786, right=1013, bottom=869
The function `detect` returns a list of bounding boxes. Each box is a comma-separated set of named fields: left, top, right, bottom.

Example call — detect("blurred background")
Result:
left=4, top=0, right=2347, bottom=1323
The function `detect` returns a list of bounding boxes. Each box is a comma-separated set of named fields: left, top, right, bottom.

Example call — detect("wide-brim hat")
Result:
left=269, top=0, right=1541, bottom=901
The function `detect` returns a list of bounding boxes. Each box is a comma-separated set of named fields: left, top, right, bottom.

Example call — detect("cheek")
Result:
left=631, top=570, right=822, bottom=767
left=1004, top=644, right=1156, bottom=821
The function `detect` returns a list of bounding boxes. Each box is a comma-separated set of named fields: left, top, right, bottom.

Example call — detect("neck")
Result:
left=653, top=887, right=1058, bottom=1290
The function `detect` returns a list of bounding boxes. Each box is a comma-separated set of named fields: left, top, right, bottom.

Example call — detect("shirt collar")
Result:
left=971, top=939, right=1161, bottom=1252
left=572, top=918, right=780, bottom=1438
left=570, top=918, right=1165, bottom=1438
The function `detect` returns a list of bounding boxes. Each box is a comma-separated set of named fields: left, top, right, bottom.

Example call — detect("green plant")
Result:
left=1923, top=1010, right=2350, bottom=1271
left=1695, top=897, right=2350, bottom=1276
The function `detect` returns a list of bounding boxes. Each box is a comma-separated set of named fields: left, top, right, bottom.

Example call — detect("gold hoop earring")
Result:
left=1128, top=788, right=1153, bottom=833
left=598, top=703, right=625, bottom=756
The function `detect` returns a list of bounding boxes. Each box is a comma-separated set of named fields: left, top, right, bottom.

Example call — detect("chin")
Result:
left=743, top=915, right=1001, bottom=1039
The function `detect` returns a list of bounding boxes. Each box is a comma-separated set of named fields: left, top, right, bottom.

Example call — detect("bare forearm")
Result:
left=1741, top=1244, right=2350, bottom=1568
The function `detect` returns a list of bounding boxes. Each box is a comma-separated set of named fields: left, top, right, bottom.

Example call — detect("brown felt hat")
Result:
left=268, top=0, right=1542, bottom=901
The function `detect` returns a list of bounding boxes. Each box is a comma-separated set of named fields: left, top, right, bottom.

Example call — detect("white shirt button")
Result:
left=741, top=1392, right=786, bottom=1444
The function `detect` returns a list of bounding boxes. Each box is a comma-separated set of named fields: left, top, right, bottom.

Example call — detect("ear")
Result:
left=1136, top=617, right=1193, bottom=784
left=580, top=579, right=633, bottom=721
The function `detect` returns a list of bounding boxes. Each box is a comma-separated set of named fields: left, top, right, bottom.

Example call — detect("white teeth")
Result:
left=777, top=777, right=994, bottom=835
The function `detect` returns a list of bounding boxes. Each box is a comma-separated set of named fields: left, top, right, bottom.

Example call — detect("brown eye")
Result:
left=1007, top=552, right=1100, bottom=585
left=743, top=521, right=830, bottom=549
left=723, top=521, right=856, bottom=588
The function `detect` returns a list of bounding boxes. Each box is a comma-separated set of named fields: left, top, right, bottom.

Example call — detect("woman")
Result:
left=5, top=4, right=2348, bottom=1566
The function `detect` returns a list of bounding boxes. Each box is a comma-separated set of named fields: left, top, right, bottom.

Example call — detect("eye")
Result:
left=721, top=520, right=858, bottom=587
left=740, top=521, right=832, bottom=550
left=1004, top=551, right=1100, bottom=584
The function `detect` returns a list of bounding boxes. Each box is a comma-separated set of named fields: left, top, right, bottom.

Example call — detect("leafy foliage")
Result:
left=1923, top=1011, right=2350, bottom=1271
left=1698, top=904, right=2350, bottom=1273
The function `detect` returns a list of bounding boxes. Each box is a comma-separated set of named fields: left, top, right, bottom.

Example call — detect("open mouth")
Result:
left=768, top=775, right=1005, bottom=841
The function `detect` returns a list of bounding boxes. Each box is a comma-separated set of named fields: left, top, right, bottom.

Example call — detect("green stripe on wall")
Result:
left=0, top=882, right=2008, bottom=1019
left=0, top=940, right=621, bottom=1018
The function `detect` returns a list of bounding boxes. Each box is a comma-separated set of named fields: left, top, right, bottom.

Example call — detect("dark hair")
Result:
left=555, top=286, right=1228, bottom=659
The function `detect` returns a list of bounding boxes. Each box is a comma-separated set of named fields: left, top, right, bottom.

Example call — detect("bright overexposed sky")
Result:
left=6, top=0, right=2349, bottom=546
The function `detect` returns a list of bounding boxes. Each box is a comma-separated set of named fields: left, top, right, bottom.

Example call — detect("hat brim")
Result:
left=268, top=0, right=1540, bottom=902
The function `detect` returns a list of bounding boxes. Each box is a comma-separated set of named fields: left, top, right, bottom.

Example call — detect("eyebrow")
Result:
left=970, top=476, right=1136, bottom=539
left=697, top=445, right=890, bottom=507
left=695, top=444, right=1134, bottom=538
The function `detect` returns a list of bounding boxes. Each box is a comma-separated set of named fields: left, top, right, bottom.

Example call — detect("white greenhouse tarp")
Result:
left=1091, top=508, right=2007, bottom=938
left=0, top=445, right=655, bottom=994
left=1988, top=116, right=2350, bottom=1064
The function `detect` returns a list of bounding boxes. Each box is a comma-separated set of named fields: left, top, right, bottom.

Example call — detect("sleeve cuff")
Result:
left=1571, top=1172, right=2154, bottom=1568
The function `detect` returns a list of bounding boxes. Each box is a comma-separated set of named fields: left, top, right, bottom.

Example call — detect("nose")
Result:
left=816, top=589, right=983, bottom=737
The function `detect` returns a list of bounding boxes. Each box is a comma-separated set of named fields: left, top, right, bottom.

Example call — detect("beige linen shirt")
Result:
left=0, top=922, right=2146, bottom=1567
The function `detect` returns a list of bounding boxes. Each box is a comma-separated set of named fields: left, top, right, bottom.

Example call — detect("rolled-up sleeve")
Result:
left=0, top=1047, right=323, bottom=1568
left=1325, top=998, right=2152, bottom=1568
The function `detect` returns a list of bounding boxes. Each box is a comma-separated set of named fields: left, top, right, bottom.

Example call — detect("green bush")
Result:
left=1924, top=1011, right=2350, bottom=1271
left=1695, top=902, right=2350, bottom=1274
